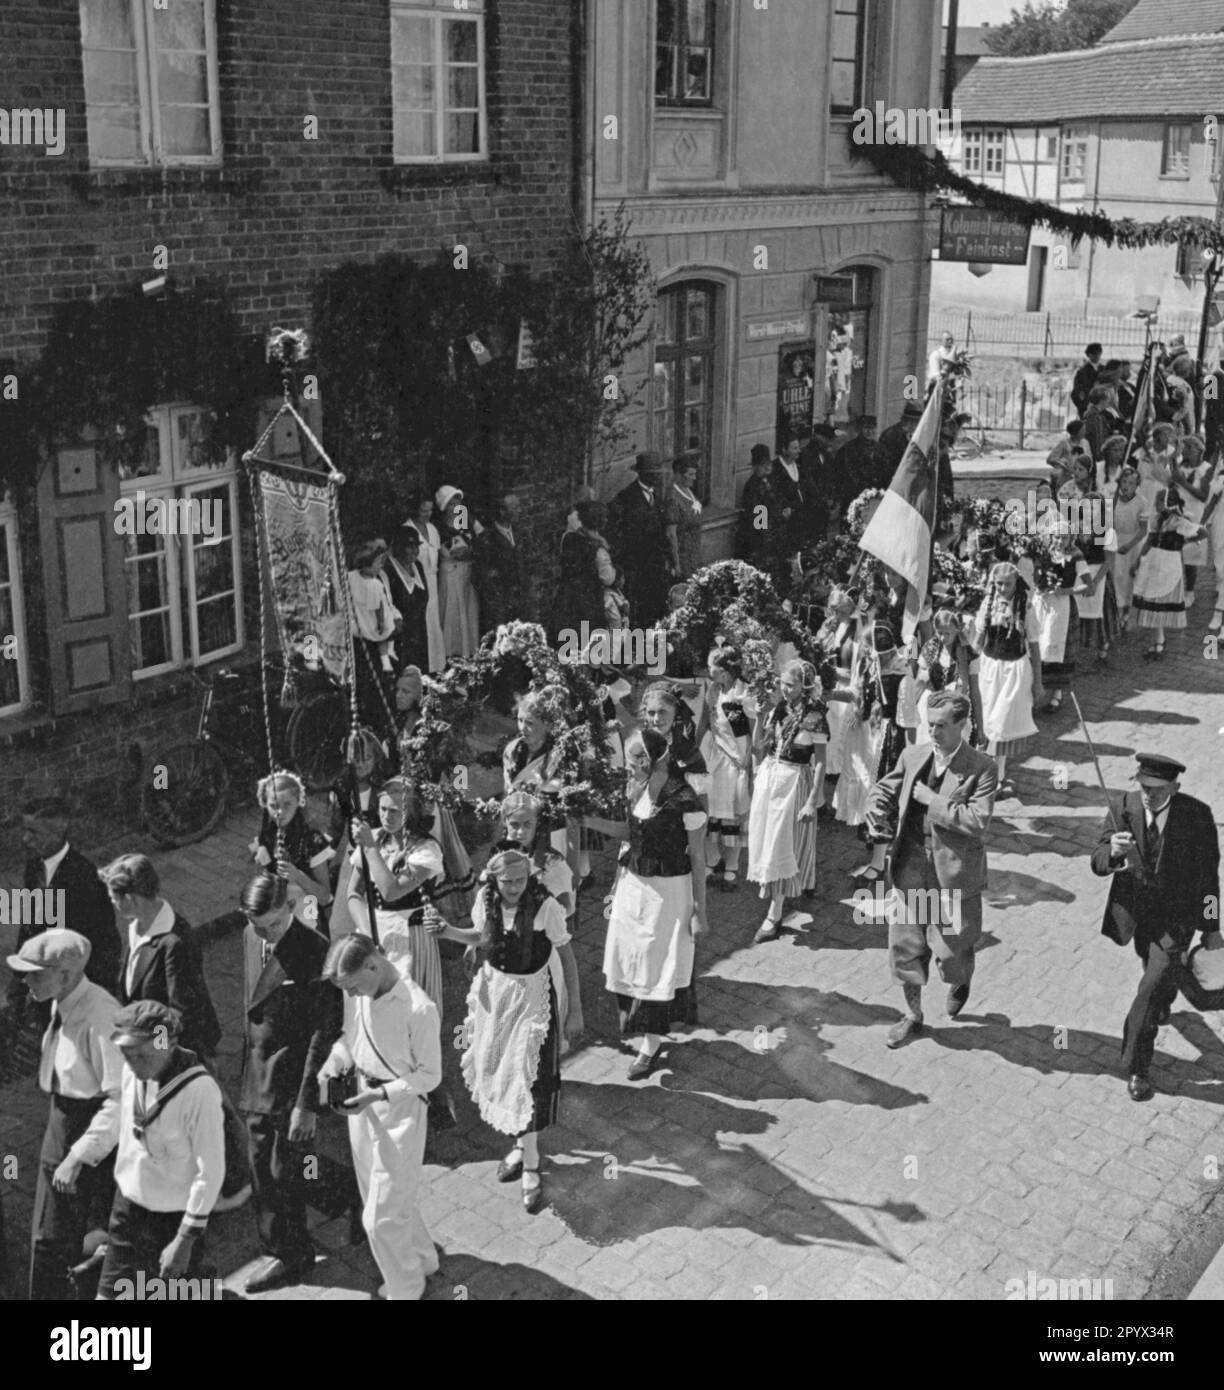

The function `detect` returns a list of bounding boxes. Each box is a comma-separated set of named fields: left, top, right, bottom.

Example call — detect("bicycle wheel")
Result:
left=286, top=688, right=348, bottom=790
left=140, top=741, right=231, bottom=848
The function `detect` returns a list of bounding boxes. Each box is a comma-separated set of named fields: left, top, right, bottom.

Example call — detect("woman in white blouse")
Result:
left=404, top=491, right=447, bottom=673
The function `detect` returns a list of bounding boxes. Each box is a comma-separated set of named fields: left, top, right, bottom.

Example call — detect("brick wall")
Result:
left=0, top=0, right=581, bottom=819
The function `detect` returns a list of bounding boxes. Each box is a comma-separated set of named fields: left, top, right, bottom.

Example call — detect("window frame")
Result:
left=80, top=0, right=222, bottom=169
left=650, top=281, right=721, bottom=502
left=1161, top=122, right=1193, bottom=179
left=829, top=0, right=868, bottom=116
left=0, top=500, right=30, bottom=718
left=390, top=1, right=489, bottom=165
left=962, top=129, right=983, bottom=176
left=654, top=0, right=718, bottom=110
left=121, top=404, right=242, bottom=680
left=982, top=128, right=1005, bottom=176
left=1060, top=127, right=1087, bottom=182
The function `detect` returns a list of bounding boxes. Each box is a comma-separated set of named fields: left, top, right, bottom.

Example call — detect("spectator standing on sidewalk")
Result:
left=7, top=931, right=122, bottom=1301
left=1090, top=753, right=1221, bottom=1101
left=1071, top=343, right=1102, bottom=418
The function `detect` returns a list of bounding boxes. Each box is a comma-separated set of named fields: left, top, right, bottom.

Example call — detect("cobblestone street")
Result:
left=3, top=579, right=1221, bottom=1301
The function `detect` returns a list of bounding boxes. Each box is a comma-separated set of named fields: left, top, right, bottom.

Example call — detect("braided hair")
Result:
left=478, top=847, right=551, bottom=962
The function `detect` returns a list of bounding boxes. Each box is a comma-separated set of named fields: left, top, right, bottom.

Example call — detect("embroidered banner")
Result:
left=256, top=469, right=349, bottom=683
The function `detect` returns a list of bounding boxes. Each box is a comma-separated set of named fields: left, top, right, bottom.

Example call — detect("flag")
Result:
left=1122, top=340, right=1158, bottom=467
left=858, top=382, right=944, bottom=641
left=515, top=319, right=537, bottom=370
left=467, top=333, right=492, bottom=366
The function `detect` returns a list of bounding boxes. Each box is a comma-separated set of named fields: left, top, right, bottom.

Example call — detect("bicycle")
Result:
left=139, top=661, right=348, bottom=848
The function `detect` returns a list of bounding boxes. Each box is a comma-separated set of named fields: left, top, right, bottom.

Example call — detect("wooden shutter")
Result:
left=37, top=441, right=132, bottom=714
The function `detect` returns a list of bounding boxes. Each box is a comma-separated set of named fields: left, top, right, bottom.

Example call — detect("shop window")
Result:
left=652, top=282, right=720, bottom=498
left=821, top=267, right=875, bottom=425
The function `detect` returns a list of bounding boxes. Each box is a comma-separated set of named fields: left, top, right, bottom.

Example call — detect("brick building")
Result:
left=0, top=0, right=581, bottom=841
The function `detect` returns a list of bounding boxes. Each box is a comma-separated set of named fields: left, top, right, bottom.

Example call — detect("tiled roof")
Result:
left=954, top=34, right=1224, bottom=123
left=1103, top=0, right=1224, bottom=43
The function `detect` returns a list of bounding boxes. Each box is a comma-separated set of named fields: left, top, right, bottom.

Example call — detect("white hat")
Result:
left=435, top=485, right=464, bottom=512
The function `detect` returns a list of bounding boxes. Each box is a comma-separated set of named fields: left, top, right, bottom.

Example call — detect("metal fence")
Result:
left=953, top=379, right=1073, bottom=447
left=929, top=307, right=1203, bottom=361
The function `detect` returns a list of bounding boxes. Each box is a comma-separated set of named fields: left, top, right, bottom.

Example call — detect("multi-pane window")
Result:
left=1060, top=128, right=1088, bottom=181
left=830, top=0, right=867, bottom=115
left=655, top=0, right=716, bottom=107
left=652, top=283, right=718, bottom=498
left=120, top=405, right=242, bottom=678
left=391, top=0, right=487, bottom=162
left=79, top=0, right=220, bottom=167
left=0, top=504, right=29, bottom=717
left=962, top=129, right=982, bottom=175
left=1162, top=122, right=1193, bottom=177
left=983, top=129, right=1005, bottom=175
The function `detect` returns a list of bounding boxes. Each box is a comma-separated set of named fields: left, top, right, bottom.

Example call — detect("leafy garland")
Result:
left=662, top=560, right=825, bottom=700
left=850, top=139, right=1224, bottom=253
left=399, top=621, right=624, bottom=821
left=844, top=488, right=886, bottom=539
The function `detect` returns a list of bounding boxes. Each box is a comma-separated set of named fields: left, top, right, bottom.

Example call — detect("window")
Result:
left=1176, top=241, right=1201, bottom=279
left=79, top=0, right=220, bottom=167
left=1162, top=123, right=1193, bottom=177
left=830, top=0, right=868, bottom=115
left=983, top=129, right=1005, bottom=176
left=120, top=405, right=242, bottom=678
left=655, top=0, right=716, bottom=107
left=1045, top=136, right=1058, bottom=160
left=652, top=283, right=719, bottom=497
left=0, top=503, right=29, bottom=717
left=1060, top=128, right=1088, bottom=181
left=391, top=0, right=487, bottom=162
left=962, top=129, right=982, bottom=175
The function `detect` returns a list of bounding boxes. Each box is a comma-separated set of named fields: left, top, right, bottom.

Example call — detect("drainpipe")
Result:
left=1084, top=121, right=1103, bottom=311
left=943, top=0, right=959, bottom=115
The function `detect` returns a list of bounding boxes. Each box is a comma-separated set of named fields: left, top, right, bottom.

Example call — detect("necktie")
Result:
left=40, top=1007, right=63, bottom=1094
left=1144, top=813, right=1163, bottom=872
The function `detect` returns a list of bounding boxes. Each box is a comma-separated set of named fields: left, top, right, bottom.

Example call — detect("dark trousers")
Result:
left=1121, top=937, right=1182, bottom=1076
left=245, top=1111, right=315, bottom=1267
left=97, top=1192, right=209, bottom=1299
left=30, top=1094, right=115, bottom=1301
left=887, top=850, right=982, bottom=989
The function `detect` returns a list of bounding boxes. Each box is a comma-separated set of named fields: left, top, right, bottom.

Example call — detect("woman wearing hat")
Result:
left=404, top=491, right=447, bottom=674
left=435, top=485, right=481, bottom=659
left=664, top=451, right=705, bottom=579
left=972, top=562, right=1043, bottom=790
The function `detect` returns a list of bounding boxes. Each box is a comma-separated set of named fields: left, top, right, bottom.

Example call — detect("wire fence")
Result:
left=952, top=379, right=1073, bottom=447
left=929, top=307, right=1204, bottom=361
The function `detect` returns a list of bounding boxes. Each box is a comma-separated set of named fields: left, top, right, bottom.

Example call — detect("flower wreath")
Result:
left=662, top=560, right=824, bottom=701
left=844, top=488, right=886, bottom=540
left=399, top=620, right=624, bottom=821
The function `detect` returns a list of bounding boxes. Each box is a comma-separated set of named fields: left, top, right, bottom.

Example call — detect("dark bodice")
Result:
left=622, top=776, right=702, bottom=878
left=763, top=698, right=829, bottom=765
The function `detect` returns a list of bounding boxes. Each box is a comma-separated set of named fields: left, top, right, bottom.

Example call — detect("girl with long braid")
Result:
left=746, top=659, right=829, bottom=942
left=250, top=770, right=334, bottom=925
left=493, top=790, right=575, bottom=918
left=972, top=561, right=1043, bottom=789
left=450, top=848, right=583, bottom=1214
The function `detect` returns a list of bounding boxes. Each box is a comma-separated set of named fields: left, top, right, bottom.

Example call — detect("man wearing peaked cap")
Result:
left=8, top=930, right=123, bottom=1300
left=1090, top=752, right=1221, bottom=1101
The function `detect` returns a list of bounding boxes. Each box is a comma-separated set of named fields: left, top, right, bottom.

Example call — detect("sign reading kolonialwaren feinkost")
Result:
left=939, top=208, right=1031, bottom=265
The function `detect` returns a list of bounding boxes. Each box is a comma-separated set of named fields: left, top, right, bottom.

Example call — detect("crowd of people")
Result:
left=3, top=331, right=1221, bottom=1305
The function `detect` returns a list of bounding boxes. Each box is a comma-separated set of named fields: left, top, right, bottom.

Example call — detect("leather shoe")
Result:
left=1127, top=1074, right=1154, bottom=1102
left=754, top=919, right=781, bottom=943
left=886, top=1016, right=924, bottom=1049
left=522, top=1168, right=543, bottom=1214
left=627, top=1049, right=662, bottom=1081
left=244, top=1255, right=314, bottom=1294
left=496, top=1147, right=524, bottom=1182
left=946, top=983, right=971, bottom=1018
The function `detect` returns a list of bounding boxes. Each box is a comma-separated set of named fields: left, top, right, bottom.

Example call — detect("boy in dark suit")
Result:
left=1090, top=753, right=1222, bottom=1100
left=237, top=872, right=342, bottom=1293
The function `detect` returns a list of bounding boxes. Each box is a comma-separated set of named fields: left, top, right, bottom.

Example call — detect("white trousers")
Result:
left=349, top=1091, right=436, bottom=1300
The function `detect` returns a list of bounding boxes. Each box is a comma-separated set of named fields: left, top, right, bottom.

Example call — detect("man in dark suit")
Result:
left=101, top=853, right=221, bottom=1061
left=738, top=444, right=785, bottom=587
left=877, top=402, right=921, bottom=478
left=475, top=492, right=527, bottom=631
left=1090, top=753, right=1221, bottom=1100
left=7, top=798, right=121, bottom=1020
left=797, top=425, right=837, bottom=541
left=865, top=690, right=999, bottom=1047
left=771, top=436, right=809, bottom=555
left=609, top=452, right=670, bottom=627
left=830, top=415, right=886, bottom=514
left=1071, top=342, right=1102, bottom=418
left=237, top=873, right=342, bottom=1293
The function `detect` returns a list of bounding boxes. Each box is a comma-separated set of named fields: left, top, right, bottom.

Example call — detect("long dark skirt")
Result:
left=515, top=978, right=562, bottom=1138
left=615, top=984, right=699, bottom=1037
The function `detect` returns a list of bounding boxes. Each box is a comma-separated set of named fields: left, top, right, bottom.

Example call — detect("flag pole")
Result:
left=1069, top=690, right=1121, bottom=832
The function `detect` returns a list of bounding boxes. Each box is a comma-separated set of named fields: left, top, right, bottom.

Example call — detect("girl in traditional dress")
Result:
left=347, top=778, right=446, bottom=1008
left=638, top=682, right=710, bottom=799
left=1172, top=436, right=1211, bottom=610
left=813, top=586, right=862, bottom=817
left=972, top=562, right=1043, bottom=789
left=746, top=659, right=828, bottom=943
left=1108, top=466, right=1149, bottom=629
left=1030, top=524, right=1083, bottom=713
left=435, top=485, right=481, bottom=659
left=251, top=771, right=334, bottom=922
left=494, top=790, right=575, bottom=918
left=602, top=727, right=708, bottom=1080
left=450, top=848, right=582, bottom=1213
left=914, top=608, right=983, bottom=742
left=327, top=727, right=390, bottom=936
left=697, top=648, right=756, bottom=893
left=1062, top=454, right=1116, bottom=663
left=835, top=622, right=906, bottom=830
left=405, top=490, right=447, bottom=674
left=1133, top=489, right=1208, bottom=660
left=347, top=538, right=400, bottom=675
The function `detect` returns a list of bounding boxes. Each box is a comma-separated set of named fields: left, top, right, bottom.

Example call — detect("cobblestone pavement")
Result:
left=2, top=581, right=1222, bottom=1301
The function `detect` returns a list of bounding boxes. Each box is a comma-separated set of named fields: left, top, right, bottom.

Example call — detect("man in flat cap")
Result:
left=96, top=1000, right=225, bottom=1297
left=609, top=452, right=670, bottom=627
left=1090, top=753, right=1222, bottom=1100
left=8, top=930, right=123, bottom=1299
